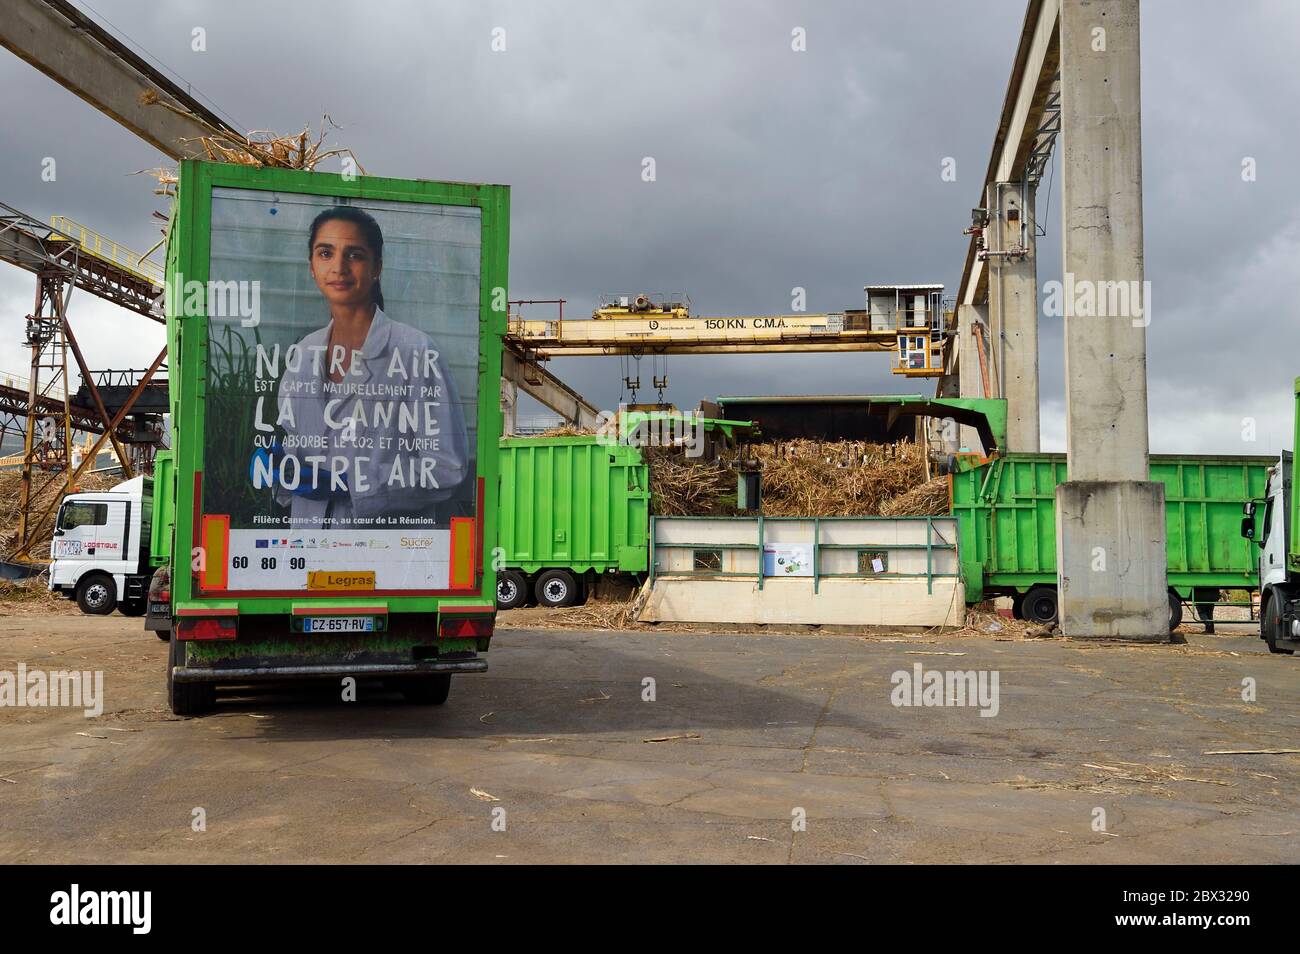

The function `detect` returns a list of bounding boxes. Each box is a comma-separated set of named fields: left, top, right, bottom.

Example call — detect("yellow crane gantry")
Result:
left=507, top=287, right=951, bottom=377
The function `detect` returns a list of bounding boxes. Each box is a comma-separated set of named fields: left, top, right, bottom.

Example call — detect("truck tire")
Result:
left=1263, top=593, right=1295, bottom=655
left=535, top=568, right=578, bottom=608
left=1167, top=591, right=1184, bottom=632
left=400, top=673, right=452, bottom=705
left=1021, top=586, right=1058, bottom=626
left=76, top=574, right=117, bottom=616
left=167, top=638, right=215, bottom=715
left=496, top=570, right=529, bottom=610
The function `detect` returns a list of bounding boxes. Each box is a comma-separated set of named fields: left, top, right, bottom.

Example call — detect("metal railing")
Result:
left=650, top=515, right=959, bottom=595
left=0, top=370, right=66, bottom=402
left=49, top=215, right=164, bottom=285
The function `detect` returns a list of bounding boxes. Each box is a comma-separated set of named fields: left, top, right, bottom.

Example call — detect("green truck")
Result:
left=495, top=415, right=760, bottom=608
left=148, top=160, right=509, bottom=714
left=953, top=453, right=1271, bottom=628
left=495, top=435, right=652, bottom=608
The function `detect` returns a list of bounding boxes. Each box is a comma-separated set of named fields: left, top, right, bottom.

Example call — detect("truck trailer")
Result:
left=496, top=435, right=651, bottom=608
left=953, top=452, right=1271, bottom=629
left=151, top=160, right=509, bottom=714
left=495, top=415, right=759, bottom=608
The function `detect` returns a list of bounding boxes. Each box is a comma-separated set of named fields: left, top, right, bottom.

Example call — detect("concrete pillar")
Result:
left=1055, top=0, right=1167, bottom=639
left=986, top=181, right=1040, bottom=452
left=500, top=376, right=517, bottom=437
left=956, top=302, right=990, bottom=454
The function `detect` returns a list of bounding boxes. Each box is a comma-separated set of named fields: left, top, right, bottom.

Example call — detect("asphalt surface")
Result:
left=1, top=611, right=1297, bottom=863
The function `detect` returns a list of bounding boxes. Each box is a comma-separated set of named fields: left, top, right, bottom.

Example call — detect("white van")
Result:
left=49, top=475, right=154, bottom=616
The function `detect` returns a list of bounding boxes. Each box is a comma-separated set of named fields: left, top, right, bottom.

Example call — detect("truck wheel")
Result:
left=167, top=638, right=215, bottom=715
left=400, top=673, right=452, bottom=705
left=1011, top=593, right=1026, bottom=620
left=1021, top=586, right=1058, bottom=626
left=1263, top=594, right=1294, bottom=655
left=1167, top=591, right=1184, bottom=632
left=496, top=570, right=529, bottom=610
left=535, top=569, right=578, bottom=608
left=76, top=574, right=117, bottom=616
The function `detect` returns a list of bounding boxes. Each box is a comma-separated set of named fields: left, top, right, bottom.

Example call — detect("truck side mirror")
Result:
left=1243, top=501, right=1257, bottom=517
left=1241, top=515, right=1256, bottom=540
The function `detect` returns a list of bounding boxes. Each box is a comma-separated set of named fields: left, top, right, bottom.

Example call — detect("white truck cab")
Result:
left=49, top=475, right=154, bottom=617
left=1257, top=454, right=1291, bottom=593
left=1246, top=451, right=1300, bottom=654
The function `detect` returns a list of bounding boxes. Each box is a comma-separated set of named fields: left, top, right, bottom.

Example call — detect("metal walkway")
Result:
left=0, top=201, right=161, bottom=319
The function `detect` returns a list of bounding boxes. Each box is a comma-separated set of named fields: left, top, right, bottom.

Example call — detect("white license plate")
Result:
left=303, top=616, right=374, bottom=633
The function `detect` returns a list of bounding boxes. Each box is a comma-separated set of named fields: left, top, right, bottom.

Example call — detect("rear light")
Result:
left=176, top=617, right=237, bottom=641
left=438, top=614, right=494, bottom=639
left=159, top=590, right=170, bottom=602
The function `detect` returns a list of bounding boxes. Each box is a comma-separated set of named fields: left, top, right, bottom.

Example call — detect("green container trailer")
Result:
left=496, top=435, right=650, bottom=608
left=952, top=453, right=1272, bottom=626
left=153, top=160, right=509, bottom=714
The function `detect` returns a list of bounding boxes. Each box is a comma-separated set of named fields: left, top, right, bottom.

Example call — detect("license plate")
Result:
left=303, top=616, right=375, bottom=633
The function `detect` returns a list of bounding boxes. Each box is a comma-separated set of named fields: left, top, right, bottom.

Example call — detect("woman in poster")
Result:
left=270, top=206, right=469, bottom=528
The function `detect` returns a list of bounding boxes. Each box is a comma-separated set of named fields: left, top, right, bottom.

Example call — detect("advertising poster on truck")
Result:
left=201, top=188, right=483, bottom=593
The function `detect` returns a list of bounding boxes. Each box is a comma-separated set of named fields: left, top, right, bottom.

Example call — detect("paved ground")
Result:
left=1, top=610, right=1297, bottom=863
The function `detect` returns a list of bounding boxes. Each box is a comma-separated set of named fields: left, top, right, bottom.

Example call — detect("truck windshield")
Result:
left=59, top=502, right=107, bottom=530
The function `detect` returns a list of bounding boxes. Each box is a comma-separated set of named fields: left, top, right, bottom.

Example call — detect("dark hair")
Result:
left=308, top=206, right=385, bottom=310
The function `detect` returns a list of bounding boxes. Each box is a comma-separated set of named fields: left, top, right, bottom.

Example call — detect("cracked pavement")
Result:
left=1, top=611, right=1297, bottom=863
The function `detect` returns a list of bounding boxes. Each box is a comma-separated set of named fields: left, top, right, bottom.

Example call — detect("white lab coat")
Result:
left=273, top=308, right=469, bottom=528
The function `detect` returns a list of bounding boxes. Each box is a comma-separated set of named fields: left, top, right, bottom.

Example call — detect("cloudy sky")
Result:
left=2, top=0, right=1297, bottom=453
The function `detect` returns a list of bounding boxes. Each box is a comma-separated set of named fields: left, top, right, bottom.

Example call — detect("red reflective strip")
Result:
left=177, top=617, right=236, bottom=641
left=438, top=613, right=494, bottom=639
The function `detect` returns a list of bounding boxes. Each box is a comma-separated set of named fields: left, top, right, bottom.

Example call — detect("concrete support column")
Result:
left=1055, top=0, right=1167, bottom=639
left=500, top=376, right=518, bottom=437
left=956, top=302, right=990, bottom=454
left=986, top=181, right=1040, bottom=452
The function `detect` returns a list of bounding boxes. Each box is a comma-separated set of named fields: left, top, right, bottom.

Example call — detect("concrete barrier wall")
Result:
left=645, top=516, right=964, bottom=626
left=652, top=517, right=958, bottom=576
left=640, top=576, right=966, bottom=627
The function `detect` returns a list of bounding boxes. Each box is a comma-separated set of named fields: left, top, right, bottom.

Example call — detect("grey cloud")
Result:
left=0, top=1, right=1295, bottom=451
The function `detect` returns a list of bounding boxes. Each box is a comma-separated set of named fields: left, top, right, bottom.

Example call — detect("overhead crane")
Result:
left=507, top=285, right=953, bottom=378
